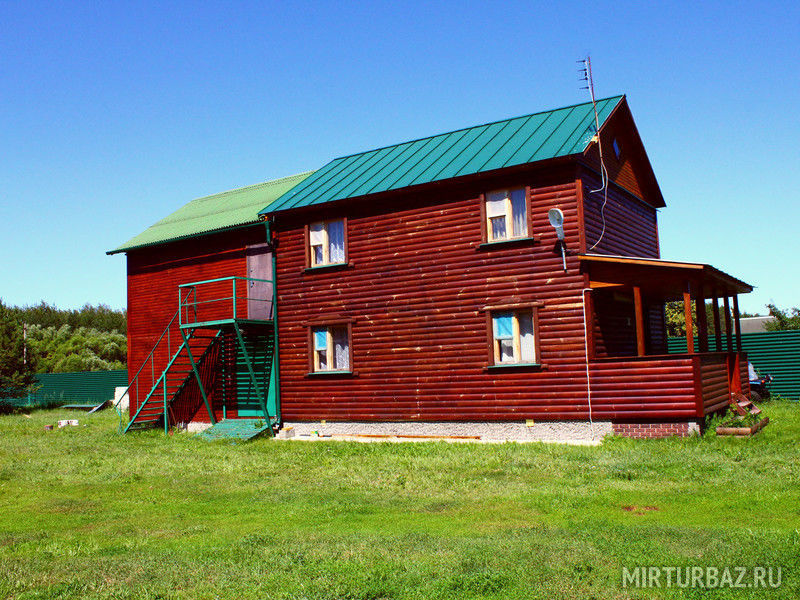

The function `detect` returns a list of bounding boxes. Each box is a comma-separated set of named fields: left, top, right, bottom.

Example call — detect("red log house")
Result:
left=109, top=95, right=752, bottom=440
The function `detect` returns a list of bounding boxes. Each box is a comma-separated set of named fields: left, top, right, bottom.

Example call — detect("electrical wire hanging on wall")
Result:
left=579, top=57, right=609, bottom=252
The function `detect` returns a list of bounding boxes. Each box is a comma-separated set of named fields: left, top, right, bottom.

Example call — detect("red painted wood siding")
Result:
left=589, top=356, right=698, bottom=420
left=274, top=169, right=601, bottom=422
left=581, top=170, right=659, bottom=258
left=700, top=353, right=729, bottom=415
left=126, top=226, right=265, bottom=419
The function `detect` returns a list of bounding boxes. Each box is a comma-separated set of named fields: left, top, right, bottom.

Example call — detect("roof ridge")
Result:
left=191, top=170, right=316, bottom=203
left=331, top=95, right=625, bottom=161
left=108, top=170, right=317, bottom=254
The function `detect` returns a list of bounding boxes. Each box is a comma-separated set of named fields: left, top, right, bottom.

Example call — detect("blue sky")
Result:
left=1, top=1, right=797, bottom=314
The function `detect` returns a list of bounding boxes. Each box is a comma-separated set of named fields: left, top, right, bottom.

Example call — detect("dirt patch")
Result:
left=621, top=505, right=659, bottom=515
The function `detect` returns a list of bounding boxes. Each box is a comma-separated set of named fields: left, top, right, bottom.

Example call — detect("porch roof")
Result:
left=579, top=254, right=753, bottom=298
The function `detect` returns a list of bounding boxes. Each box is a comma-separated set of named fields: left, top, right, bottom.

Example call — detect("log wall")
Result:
left=274, top=169, right=598, bottom=421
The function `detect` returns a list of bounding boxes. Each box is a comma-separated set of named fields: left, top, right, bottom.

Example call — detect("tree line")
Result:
left=0, top=300, right=127, bottom=399
left=7, top=301, right=126, bottom=334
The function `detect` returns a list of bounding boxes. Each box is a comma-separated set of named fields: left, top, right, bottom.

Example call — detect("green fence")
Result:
left=668, top=331, right=800, bottom=400
left=4, top=370, right=128, bottom=408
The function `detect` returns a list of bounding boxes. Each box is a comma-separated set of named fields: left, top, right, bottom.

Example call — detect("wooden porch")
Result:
left=580, top=255, right=753, bottom=419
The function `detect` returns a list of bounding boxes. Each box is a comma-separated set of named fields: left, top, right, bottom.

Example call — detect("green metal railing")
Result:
left=178, top=276, right=274, bottom=326
left=119, top=271, right=280, bottom=435
left=113, top=309, right=182, bottom=431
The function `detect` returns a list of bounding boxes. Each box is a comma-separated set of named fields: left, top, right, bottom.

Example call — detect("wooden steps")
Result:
left=730, top=392, right=762, bottom=416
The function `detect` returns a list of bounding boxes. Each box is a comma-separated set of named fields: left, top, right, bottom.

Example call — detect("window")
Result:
left=485, top=188, right=528, bottom=242
left=308, top=219, right=346, bottom=267
left=612, top=137, right=621, bottom=160
left=490, top=309, right=538, bottom=365
left=310, top=324, right=351, bottom=372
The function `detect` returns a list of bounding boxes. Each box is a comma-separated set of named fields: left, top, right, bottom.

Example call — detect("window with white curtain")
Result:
left=485, top=188, right=527, bottom=242
left=491, top=309, right=537, bottom=364
left=311, top=325, right=350, bottom=372
left=309, top=219, right=346, bottom=266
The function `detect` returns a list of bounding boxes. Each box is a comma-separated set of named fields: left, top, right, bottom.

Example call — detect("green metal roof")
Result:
left=108, top=171, right=315, bottom=254
left=261, top=96, right=624, bottom=214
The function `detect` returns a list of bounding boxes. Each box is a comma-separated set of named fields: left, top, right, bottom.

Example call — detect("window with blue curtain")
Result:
left=311, top=325, right=350, bottom=372
left=493, top=312, right=515, bottom=363
left=491, top=309, right=537, bottom=364
left=313, top=327, right=328, bottom=370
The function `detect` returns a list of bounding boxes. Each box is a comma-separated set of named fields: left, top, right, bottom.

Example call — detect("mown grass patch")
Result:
left=1, top=402, right=798, bottom=598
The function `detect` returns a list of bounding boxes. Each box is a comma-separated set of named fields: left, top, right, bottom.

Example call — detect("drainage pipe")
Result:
left=582, top=287, right=595, bottom=440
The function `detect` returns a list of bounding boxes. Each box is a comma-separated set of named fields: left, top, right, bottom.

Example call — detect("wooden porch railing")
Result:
left=589, top=351, right=748, bottom=420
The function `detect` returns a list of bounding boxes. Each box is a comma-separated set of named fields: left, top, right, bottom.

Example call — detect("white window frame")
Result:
left=308, top=219, right=346, bottom=267
left=485, top=188, right=528, bottom=242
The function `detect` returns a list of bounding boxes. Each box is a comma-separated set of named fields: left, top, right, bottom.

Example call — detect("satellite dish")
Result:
left=548, top=208, right=565, bottom=240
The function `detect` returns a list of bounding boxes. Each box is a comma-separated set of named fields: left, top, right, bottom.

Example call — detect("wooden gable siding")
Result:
left=126, top=226, right=264, bottom=420
left=276, top=166, right=620, bottom=422
left=580, top=170, right=659, bottom=258
left=580, top=100, right=663, bottom=208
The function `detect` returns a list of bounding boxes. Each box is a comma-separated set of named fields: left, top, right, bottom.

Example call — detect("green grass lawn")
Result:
left=1, top=402, right=799, bottom=599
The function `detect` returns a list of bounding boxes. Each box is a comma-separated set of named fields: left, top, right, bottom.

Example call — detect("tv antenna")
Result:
left=578, top=56, right=609, bottom=251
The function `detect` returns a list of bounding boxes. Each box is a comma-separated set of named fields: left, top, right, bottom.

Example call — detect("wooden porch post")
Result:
left=684, top=285, right=694, bottom=354
left=723, top=295, right=733, bottom=352
left=712, top=290, right=722, bottom=352
left=696, top=285, right=708, bottom=352
left=633, top=285, right=646, bottom=357
left=733, top=294, right=743, bottom=354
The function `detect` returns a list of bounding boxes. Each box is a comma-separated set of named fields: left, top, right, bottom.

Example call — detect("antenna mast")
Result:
left=578, top=56, right=609, bottom=250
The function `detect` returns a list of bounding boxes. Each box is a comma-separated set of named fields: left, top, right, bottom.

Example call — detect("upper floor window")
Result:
left=309, top=219, right=346, bottom=267
left=485, top=188, right=528, bottom=242
left=612, top=137, right=621, bottom=160
left=491, top=308, right=538, bottom=365
left=311, top=324, right=351, bottom=372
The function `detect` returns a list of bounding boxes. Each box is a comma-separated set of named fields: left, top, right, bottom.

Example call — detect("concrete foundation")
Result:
left=282, top=420, right=613, bottom=444
left=186, top=421, right=212, bottom=433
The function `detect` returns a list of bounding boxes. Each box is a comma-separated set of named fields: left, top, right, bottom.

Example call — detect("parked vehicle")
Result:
left=748, top=362, right=773, bottom=401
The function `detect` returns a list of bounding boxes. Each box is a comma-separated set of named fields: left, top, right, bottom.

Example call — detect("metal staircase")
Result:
left=116, top=276, right=279, bottom=435
left=123, top=328, right=222, bottom=432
